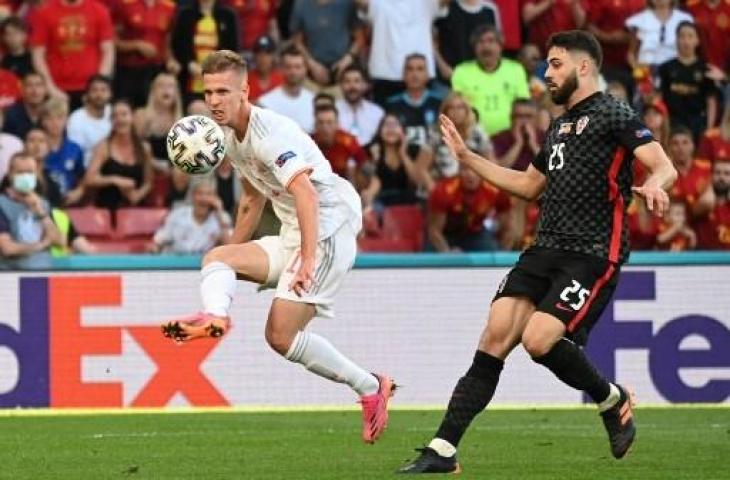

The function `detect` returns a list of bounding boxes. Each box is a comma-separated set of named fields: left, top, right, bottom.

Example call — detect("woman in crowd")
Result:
left=134, top=72, right=187, bottom=206
left=417, top=92, right=493, bottom=192
left=361, top=113, right=421, bottom=211
left=84, top=99, right=153, bottom=212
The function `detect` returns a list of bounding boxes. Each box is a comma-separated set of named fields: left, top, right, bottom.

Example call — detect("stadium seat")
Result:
left=358, top=236, right=417, bottom=253
left=382, top=205, right=425, bottom=251
left=147, top=172, right=171, bottom=208
left=362, top=209, right=382, bottom=237
left=90, top=239, right=149, bottom=254
left=66, top=207, right=113, bottom=238
left=115, top=207, right=169, bottom=238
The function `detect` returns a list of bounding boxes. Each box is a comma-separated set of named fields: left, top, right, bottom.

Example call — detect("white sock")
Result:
left=428, top=438, right=457, bottom=458
left=200, top=261, right=237, bottom=317
left=285, top=331, right=379, bottom=396
left=598, top=383, right=621, bottom=412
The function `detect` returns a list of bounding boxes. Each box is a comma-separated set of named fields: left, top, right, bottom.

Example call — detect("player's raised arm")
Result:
left=229, top=174, right=266, bottom=244
left=632, top=142, right=677, bottom=217
left=440, top=114, right=546, bottom=200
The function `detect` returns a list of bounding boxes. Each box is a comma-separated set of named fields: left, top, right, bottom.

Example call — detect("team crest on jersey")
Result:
left=576, top=116, right=590, bottom=135
left=558, top=122, right=573, bottom=135
left=275, top=151, right=296, bottom=167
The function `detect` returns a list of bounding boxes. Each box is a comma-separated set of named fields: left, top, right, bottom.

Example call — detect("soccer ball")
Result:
left=166, top=115, right=226, bottom=175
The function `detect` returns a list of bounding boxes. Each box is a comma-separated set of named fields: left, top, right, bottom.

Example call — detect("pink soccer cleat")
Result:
left=161, top=312, right=231, bottom=343
left=359, top=373, right=396, bottom=444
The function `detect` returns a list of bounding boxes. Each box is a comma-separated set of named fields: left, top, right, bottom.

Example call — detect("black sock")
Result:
left=434, top=350, right=504, bottom=449
left=533, top=338, right=610, bottom=403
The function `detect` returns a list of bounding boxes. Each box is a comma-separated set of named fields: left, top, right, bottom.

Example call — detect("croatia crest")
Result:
left=576, top=116, right=590, bottom=135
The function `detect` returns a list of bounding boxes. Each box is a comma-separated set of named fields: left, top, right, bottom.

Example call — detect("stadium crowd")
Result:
left=0, top=0, right=729, bottom=268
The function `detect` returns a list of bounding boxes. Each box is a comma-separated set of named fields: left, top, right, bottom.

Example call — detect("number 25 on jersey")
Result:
left=549, top=142, right=565, bottom=171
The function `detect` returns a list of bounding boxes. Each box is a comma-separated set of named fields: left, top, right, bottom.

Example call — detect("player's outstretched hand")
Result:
left=289, top=257, right=316, bottom=297
left=632, top=185, right=670, bottom=217
left=439, top=114, right=468, bottom=160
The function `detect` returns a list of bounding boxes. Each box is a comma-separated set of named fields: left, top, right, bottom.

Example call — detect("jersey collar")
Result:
left=568, top=91, right=602, bottom=113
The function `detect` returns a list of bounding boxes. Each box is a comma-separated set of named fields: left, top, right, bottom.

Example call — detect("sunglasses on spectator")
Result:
left=659, top=25, right=665, bottom=44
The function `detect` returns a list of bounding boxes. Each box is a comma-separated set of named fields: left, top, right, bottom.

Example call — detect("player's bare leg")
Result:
left=161, top=242, right=269, bottom=342
left=523, top=312, right=636, bottom=458
left=399, top=296, right=534, bottom=474
left=266, top=298, right=394, bottom=443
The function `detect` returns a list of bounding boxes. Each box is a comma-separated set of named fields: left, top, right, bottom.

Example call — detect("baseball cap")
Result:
left=253, top=35, right=276, bottom=53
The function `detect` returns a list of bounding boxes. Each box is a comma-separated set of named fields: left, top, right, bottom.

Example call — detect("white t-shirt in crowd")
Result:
left=257, top=86, right=316, bottom=133
left=335, top=98, right=384, bottom=146
left=625, top=8, right=694, bottom=66
left=153, top=205, right=231, bottom=253
left=366, top=0, right=441, bottom=80
left=67, top=105, right=112, bottom=166
left=224, top=106, right=361, bottom=249
left=0, top=132, right=24, bottom=181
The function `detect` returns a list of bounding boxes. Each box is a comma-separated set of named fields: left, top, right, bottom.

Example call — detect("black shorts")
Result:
left=493, top=246, right=620, bottom=345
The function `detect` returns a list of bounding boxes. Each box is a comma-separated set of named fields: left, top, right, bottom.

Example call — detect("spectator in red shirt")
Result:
left=29, top=0, right=114, bottom=110
left=0, top=67, right=20, bottom=108
left=247, top=34, right=283, bottom=102
left=668, top=125, right=713, bottom=217
left=697, top=104, right=730, bottom=164
left=522, top=0, right=586, bottom=55
left=585, top=0, right=645, bottom=95
left=428, top=163, right=511, bottom=252
left=656, top=200, right=697, bottom=250
left=111, top=0, right=177, bottom=108
left=643, top=95, right=670, bottom=152
left=695, top=159, right=730, bottom=249
left=312, top=103, right=367, bottom=182
left=627, top=195, right=660, bottom=250
left=222, top=0, right=278, bottom=53
left=685, top=0, right=730, bottom=71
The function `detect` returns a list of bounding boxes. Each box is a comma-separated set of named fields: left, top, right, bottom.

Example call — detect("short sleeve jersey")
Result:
left=224, top=106, right=362, bottom=248
left=531, top=92, right=655, bottom=263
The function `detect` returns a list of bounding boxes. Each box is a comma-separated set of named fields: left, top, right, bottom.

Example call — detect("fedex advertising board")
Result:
left=0, top=267, right=727, bottom=408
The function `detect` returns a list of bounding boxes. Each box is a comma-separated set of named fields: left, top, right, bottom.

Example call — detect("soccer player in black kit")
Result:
left=398, top=30, right=678, bottom=474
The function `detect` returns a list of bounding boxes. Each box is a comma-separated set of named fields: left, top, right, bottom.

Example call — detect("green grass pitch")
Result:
left=0, top=407, right=726, bottom=479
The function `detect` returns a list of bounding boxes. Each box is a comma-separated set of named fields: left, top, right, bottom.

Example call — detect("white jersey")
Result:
left=224, top=106, right=362, bottom=248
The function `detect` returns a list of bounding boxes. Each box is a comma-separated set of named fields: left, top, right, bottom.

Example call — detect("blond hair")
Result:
left=201, top=50, right=248, bottom=76
left=39, top=97, right=69, bottom=120
left=439, top=91, right=477, bottom=135
left=144, top=72, right=183, bottom=120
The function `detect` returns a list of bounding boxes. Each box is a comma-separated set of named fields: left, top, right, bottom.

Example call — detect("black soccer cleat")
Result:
left=600, top=384, right=636, bottom=459
left=397, top=447, right=461, bottom=474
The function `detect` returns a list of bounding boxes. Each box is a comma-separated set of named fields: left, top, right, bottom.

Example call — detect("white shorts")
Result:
left=253, top=222, right=357, bottom=318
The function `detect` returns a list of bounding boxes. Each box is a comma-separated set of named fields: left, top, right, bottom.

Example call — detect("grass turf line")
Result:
left=0, top=408, right=726, bottom=479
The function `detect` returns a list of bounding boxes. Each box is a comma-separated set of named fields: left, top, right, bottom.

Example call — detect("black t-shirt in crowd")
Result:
left=435, top=1, right=499, bottom=71
left=658, top=58, right=716, bottom=135
left=531, top=92, right=655, bottom=264
left=1, top=52, right=33, bottom=78
left=385, top=90, right=442, bottom=150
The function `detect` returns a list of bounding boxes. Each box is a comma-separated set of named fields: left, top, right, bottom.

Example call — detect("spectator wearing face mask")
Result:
left=0, top=151, right=64, bottom=269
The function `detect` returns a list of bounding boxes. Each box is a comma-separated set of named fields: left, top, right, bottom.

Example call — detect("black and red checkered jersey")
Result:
left=531, top=92, right=655, bottom=264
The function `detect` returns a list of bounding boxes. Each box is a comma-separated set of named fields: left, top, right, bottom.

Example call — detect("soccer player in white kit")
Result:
left=161, top=50, right=395, bottom=443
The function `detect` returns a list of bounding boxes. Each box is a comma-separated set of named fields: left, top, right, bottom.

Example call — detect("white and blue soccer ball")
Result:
left=166, top=115, right=226, bottom=175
